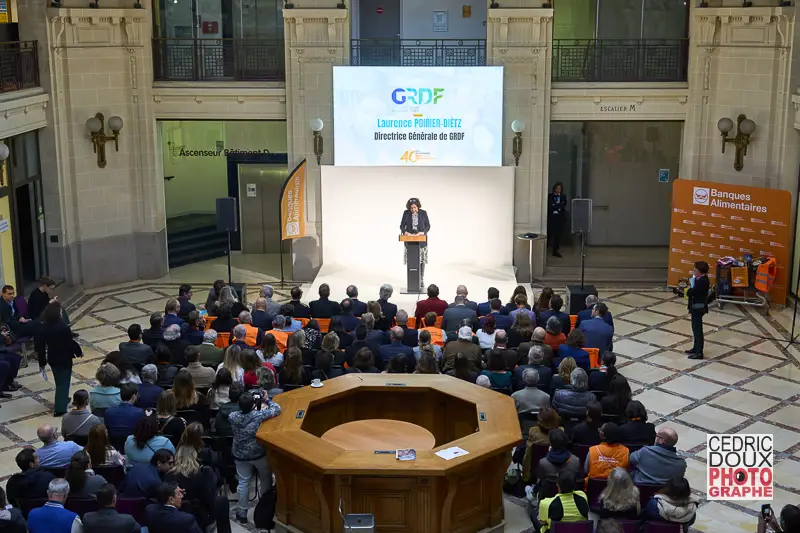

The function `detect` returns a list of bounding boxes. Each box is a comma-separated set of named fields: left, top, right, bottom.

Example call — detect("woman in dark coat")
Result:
left=400, top=197, right=431, bottom=288
left=547, top=182, right=568, bottom=258
left=35, top=302, right=80, bottom=416
left=686, top=260, right=710, bottom=360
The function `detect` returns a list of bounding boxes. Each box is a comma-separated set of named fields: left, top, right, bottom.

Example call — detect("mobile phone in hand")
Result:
left=762, top=504, right=772, bottom=520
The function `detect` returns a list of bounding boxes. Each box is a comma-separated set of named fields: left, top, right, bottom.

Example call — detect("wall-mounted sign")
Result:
left=0, top=218, right=8, bottom=233
left=376, top=6, right=383, bottom=13
left=0, top=0, right=8, bottom=24
left=658, top=169, right=670, bottom=183
left=246, top=183, right=257, bottom=197
left=433, top=10, right=448, bottom=32
left=171, top=148, right=271, bottom=157
left=600, top=104, right=638, bottom=112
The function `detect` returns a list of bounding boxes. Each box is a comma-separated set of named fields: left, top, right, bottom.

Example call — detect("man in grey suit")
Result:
left=448, top=285, right=479, bottom=312
left=261, top=284, right=282, bottom=316
left=442, top=294, right=478, bottom=333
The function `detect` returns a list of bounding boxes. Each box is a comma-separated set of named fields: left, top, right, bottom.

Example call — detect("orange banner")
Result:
left=667, top=180, right=791, bottom=305
left=280, top=160, right=306, bottom=240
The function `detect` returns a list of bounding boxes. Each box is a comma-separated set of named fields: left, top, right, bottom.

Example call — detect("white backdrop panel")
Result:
left=320, top=166, right=515, bottom=269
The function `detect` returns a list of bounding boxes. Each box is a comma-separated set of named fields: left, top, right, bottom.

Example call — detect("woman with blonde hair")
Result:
left=217, top=344, right=244, bottom=383
left=598, top=467, right=641, bottom=519
left=165, top=444, right=230, bottom=533
left=508, top=312, right=534, bottom=349
left=552, top=356, right=577, bottom=391
left=368, top=300, right=391, bottom=331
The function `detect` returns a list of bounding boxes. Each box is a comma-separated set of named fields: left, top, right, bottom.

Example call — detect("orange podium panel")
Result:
left=257, top=374, right=521, bottom=533
left=399, top=234, right=427, bottom=242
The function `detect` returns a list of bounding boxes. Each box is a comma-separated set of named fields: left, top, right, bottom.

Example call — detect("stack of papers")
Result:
left=435, top=447, right=469, bottom=460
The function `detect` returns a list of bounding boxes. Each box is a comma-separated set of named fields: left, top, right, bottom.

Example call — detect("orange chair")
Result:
left=583, top=348, right=600, bottom=369
left=215, top=332, right=231, bottom=349
left=570, top=315, right=578, bottom=331
left=435, top=316, right=443, bottom=328
left=296, top=318, right=310, bottom=327
left=204, top=317, right=217, bottom=332
left=316, top=318, right=331, bottom=333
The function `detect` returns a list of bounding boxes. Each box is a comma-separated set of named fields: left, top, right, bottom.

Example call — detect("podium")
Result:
left=399, top=234, right=426, bottom=294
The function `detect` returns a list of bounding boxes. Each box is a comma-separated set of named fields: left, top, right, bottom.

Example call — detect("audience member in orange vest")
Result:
left=544, top=316, right=567, bottom=352
left=418, top=312, right=446, bottom=348
left=229, top=312, right=263, bottom=349
left=264, top=315, right=291, bottom=352
left=584, top=423, right=630, bottom=487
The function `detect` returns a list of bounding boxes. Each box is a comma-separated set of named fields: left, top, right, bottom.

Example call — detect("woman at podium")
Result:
left=400, top=198, right=430, bottom=285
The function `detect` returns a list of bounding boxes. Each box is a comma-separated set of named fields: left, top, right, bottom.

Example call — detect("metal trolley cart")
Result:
left=714, top=259, right=772, bottom=313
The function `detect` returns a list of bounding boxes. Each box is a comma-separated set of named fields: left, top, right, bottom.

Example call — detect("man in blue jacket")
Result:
left=378, top=327, right=415, bottom=372
left=103, top=383, right=145, bottom=444
left=334, top=299, right=360, bottom=333
left=575, top=295, right=614, bottom=329
left=578, top=303, right=614, bottom=353
left=477, top=287, right=500, bottom=317
left=27, top=478, right=83, bottom=533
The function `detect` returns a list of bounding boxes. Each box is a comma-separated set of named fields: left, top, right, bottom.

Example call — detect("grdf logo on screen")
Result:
left=392, top=88, right=444, bottom=105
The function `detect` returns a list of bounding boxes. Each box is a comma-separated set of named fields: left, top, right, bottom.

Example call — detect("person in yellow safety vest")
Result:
left=230, top=311, right=264, bottom=348
left=754, top=257, right=777, bottom=293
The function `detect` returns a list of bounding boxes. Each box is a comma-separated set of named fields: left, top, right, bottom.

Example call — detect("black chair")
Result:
left=18, top=498, right=47, bottom=519
left=64, top=434, right=88, bottom=446
left=109, top=434, right=128, bottom=454
left=552, top=521, right=594, bottom=533
left=117, top=497, right=147, bottom=525
left=489, top=386, right=511, bottom=396
left=195, top=386, right=210, bottom=398
left=176, top=409, right=205, bottom=427
left=91, top=407, right=107, bottom=418
left=585, top=477, right=608, bottom=512
left=203, top=435, right=237, bottom=494
left=93, top=464, right=125, bottom=487
left=616, top=520, right=639, bottom=533
left=571, top=444, right=591, bottom=469
left=42, top=467, right=66, bottom=478
left=623, top=443, right=643, bottom=455
left=525, top=444, right=550, bottom=484
left=518, top=411, right=539, bottom=440
left=637, top=483, right=665, bottom=512
left=65, top=497, right=99, bottom=518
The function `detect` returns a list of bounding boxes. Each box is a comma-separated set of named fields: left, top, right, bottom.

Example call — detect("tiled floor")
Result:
left=1, top=281, right=798, bottom=533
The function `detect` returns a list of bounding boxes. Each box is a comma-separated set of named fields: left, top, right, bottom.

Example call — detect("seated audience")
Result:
left=254, top=366, right=283, bottom=399
left=531, top=326, right=554, bottom=366
left=288, top=328, right=313, bottom=366
left=103, top=351, right=141, bottom=384
left=446, top=353, right=477, bottom=383
left=205, top=280, right=225, bottom=311
left=395, top=310, right=419, bottom=347
left=589, top=352, right=618, bottom=391
left=210, top=303, right=238, bottom=341
left=241, top=349, right=263, bottom=388
left=377, top=284, right=397, bottom=322
left=509, top=293, right=537, bottom=324
left=279, top=347, right=310, bottom=386
left=630, top=427, right=686, bottom=485
left=617, top=401, right=656, bottom=446
left=441, top=294, right=478, bottom=333
left=142, top=313, right=164, bottom=352
left=234, top=311, right=264, bottom=348
left=492, top=330, right=520, bottom=370
left=536, top=470, right=589, bottom=533
left=535, top=288, right=554, bottom=315
left=758, top=505, right=800, bottom=533
left=85, top=424, right=125, bottom=467
left=335, top=299, right=360, bottom=333
left=414, top=284, right=448, bottom=322
left=177, top=284, right=196, bottom=317
left=104, top=383, right=145, bottom=445
left=512, top=368, right=550, bottom=413
left=156, top=391, right=187, bottom=447
left=318, top=332, right=344, bottom=369
left=413, top=330, right=442, bottom=361
left=526, top=406, right=562, bottom=447
left=300, top=317, right=323, bottom=348
left=163, top=299, right=185, bottom=329
left=571, top=401, right=603, bottom=446
left=584, top=423, right=629, bottom=481
left=475, top=375, right=491, bottom=388
left=552, top=368, right=595, bottom=419
left=256, top=333, right=283, bottom=367
left=163, top=324, right=189, bottom=366
left=229, top=392, right=282, bottom=524
left=118, top=324, right=154, bottom=368
left=513, top=345, right=552, bottom=392
left=143, top=481, right=204, bottom=533
left=503, top=285, right=530, bottom=315
left=119, top=449, right=174, bottom=499
left=361, top=312, right=389, bottom=353
left=479, top=349, right=512, bottom=390
left=36, top=424, right=83, bottom=468
left=83, top=483, right=140, bottom=533
left=551, top=357, right=577, bottom=392
left=64, top=450, right=107, bottom=498
left=165, top=446, right=230, bottom=533
left=576, top=295, right=614, bottom=329
left=344, top=325, right=371, bottom=367
left=414, top=348, right=439, bottom=374
left=250, top=298, right=271, bottom=331
left=443, top=326, right=482, bottom=373
left=218, top=286, right=246, bottom=319
left=197, top=330, right=224, bottom=367
left=172, top=369, right=208, bottom=418
left=264, top=315, right=290, bottom=353
left=26, top=479, right=83, bottom=533
left=544, top=316, right=567, bottom=352
left=61, top=390, right=101, bottom=441
left=579, top=302, right=614, bottom=353
left=556, top=329, right=590, bottom=370
left=508, top=312, right=534, bottom=349
left=533, top=429, right=583, bottom=488
left=384, top=355, right=406, bottom=374
left=0, top=486, right=26, bottom=533
left=312, top=350, right=344, bottom=381
left=639, top=477, right=699, bottom=528
left=480, top=298, right=514, bottom=330
left=135, top=364, right=163, bottom=410
left=288, top=286, right=311, bottom=319
left=418, top=312, right=446, bottom=348
left=89, top=363, right=122, bottom=413
left=330, top=316, right=353, bottom=352
left=601, top=374, right=632, bottom=420
left=309, top=283, right=341, bottom=319
left=378, top=327, right=415, bottom=371
left=154, top=345, right=180, bottom=388
left=125, top=415, right=176, bottom=465
left=345, top=347, right=380, bottom=374
left=538, top=294, right=571, bottom=336
left=258, top=285, right=282, bottom=317
left=217, top=345, right=244, bottom=384
left=181, top=311, right=205, bottom=346
left=5, top=449, right=54, bottom=507
left=214, top=382, right=243, bottom=436
left=185, top=346, right=215, bottom=388
left=598, top=467, right=640, bottom=519
left=477, top=286, right=499, bottom=316
left=208, top=368, right=233, bottom=409
left=449, top=285, right=479, bottom=311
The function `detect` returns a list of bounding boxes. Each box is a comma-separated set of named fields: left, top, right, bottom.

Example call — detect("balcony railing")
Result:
left=351, top=39, right=486, bottom=67
left=552, top=39, right=688, bottom=83
left=0, top=41, right=39, bottom=93
left=152, top=38, right=285, bottom=82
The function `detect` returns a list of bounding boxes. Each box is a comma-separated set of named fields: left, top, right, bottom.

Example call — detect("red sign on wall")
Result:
left=376, top=6, right=383, bottom=14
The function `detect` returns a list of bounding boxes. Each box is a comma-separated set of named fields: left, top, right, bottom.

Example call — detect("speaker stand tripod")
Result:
left=578, top=230, right=586, bottom=289
left=225, top=230, right=233, bottom=285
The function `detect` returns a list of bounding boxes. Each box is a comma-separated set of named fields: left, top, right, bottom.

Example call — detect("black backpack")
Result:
left=253, top=484, right=277, bottom=530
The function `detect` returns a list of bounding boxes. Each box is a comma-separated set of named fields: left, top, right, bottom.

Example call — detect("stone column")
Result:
left=283, top=6, right=348, bottom=281
left=18, top=3, right=163, bottom=287
left=486, top=7, right=553, bottom=276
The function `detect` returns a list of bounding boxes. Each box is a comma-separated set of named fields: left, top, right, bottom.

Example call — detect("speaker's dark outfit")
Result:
left=547, top=193, right=567, bottom=256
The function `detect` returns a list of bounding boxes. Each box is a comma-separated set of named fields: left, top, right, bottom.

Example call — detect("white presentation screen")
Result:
left=332, top=66, right=504, bottom=167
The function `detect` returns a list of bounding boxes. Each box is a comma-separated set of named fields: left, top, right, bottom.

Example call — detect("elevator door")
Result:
left=237, top=163, right=288, bottom=254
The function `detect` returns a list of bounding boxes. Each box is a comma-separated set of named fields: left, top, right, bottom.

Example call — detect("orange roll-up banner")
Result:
left=280, top=159, right=307, bottom=240
left=667, top=180, right=791, bottom=305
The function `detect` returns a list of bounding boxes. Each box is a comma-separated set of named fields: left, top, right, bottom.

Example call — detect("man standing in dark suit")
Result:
left=177, top=285, right=196, bottom=319
left=378, top=327, right=415, bottom=371
left=84, top=483, right=141, bottom=533
left=334, top=299, right=360, bottom=333
left=346, top=285, right=368, bottom=317
left=309, top=284, right=341, bottom=319
left=143, top=482, right=203, bottom=533
left=448, top=285, right=479, bottom=312
left=576, top=295, right=614, bottom=329
left=579, top=302, right=614, bottom=353
left=395, top=310, right=419, bottom=347
left=477, top=287, right=500, bottom=317
left=414, top=284, right=448, bottom=322
left=479, top=299, right=514, bottom=330
left=288, top=286, right=311, bottom=319
left=378, top=284, right=398, bottom=323
left=442, top=295, right=478, bottom=333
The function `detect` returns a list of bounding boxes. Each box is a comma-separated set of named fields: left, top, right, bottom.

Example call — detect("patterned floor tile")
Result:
left=658, top=374, right=726, bottom=399
left=611, top=339, right=661, bottom=359
left=0, top=397, right=50, bottom=423
left=663, top=422, right=709, bottom=452
left=709, top=390, right=780, bottom=417
left=748, top=340, right=788, bottom=359
left=609, top=320, right=648, bottom=336
left=766, top=405, right=800, bottom=428
left=115, top=290, right=170, bottom=304
left=648, top=301, right=691, bottom=317
left=630, top=329, right=689, bottom=347
left=633, top=388, right=694, bottom=416
left=689, top=362, right=753, bottom=385
left=610, top=294, right=662, bottom=308
left=676, top=404, right=748, bottom=433
left=705, top=329, right=758, bottom=347
left=621, top=310, right=674, bottom=327
left=92, top=305, right=147, bottom=323
left=617, top=361, right=675, bottom=384
left=774, top=459, right=800, bottom=490
left=743, top=375, right=799, bottom=400
left=719, top=351, right=783, bottom=371
left=769, top=364, right=800, bottom=382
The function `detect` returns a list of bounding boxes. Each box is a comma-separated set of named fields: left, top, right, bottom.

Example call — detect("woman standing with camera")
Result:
left=685, top=261, right=710, bottom=360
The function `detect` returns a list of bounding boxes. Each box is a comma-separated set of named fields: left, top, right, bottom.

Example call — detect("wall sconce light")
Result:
left=717, top=114, right=756, bottom=172
left=86, top=113, right=123, bottom=169
left=310, top=118, right=324, bottom=165
left=511, top=120, right=525, bottom=167
left=0, top=143, right=8, bottom=187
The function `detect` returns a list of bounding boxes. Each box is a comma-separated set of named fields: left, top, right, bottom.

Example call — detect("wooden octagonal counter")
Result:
left=256, top=373, right=521, bottom=533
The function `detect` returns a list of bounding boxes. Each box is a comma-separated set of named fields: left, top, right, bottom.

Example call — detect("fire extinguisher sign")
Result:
left=707, top=434, right=773, bottom=501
